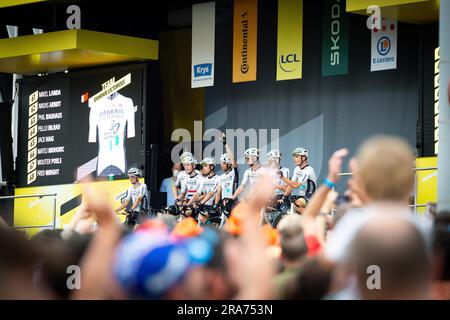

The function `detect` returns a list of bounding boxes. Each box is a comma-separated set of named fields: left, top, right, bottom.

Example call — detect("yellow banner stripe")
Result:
left=276, top=0, right=303, bottom=81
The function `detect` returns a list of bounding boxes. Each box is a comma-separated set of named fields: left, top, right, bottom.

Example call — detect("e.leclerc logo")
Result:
left=377, top=36, right=391, bottom=56
left=279, top=53, right=300, bottom=72
left=193, top=63, right=212, bottom=78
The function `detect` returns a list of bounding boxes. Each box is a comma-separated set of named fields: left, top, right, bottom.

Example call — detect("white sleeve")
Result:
left=240, top=169, right=249, bottom=187
left=125, top=187, right=132, bottom=202
left=298, top=170, right=308, bottom=185
left=88, top=104, right=98, bottom=143
left=139, top=184, right=147, bottom=197
left=291, top=167, right=299, bottom=182
left=211, top=177, right=220, bottom=193
left=196, top=177, right=205, bottom=194
left=127, top=98, right=135, bottom=138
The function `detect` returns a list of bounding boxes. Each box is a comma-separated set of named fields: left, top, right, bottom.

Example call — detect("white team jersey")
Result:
left=175, top=169, right=200, bottom=190
left=181, top=173, right=204, bottom=200
left=275, top=166, right=290, bottom=195
left=291, top=165, right=317, bottom=199
left=126, top=183, right=148, bottom=212
left=88, top=93, right=135, bottom=176
left=220, top=168, right=239, bottom=199
left=200, top=174, right=221, bottom=205
left=240, top=166, right=265, bottom=189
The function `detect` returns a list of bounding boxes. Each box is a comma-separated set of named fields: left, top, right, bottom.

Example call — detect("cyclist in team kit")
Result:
left=195, top=157, right=221, bottom=225
left=215, top=134, right=239, bottom=205
left=114, top=167, right=149, bottom=227
left=268, top=149, right=290, bottom=197
left=174, top=151, right=202, bottom=193
left=176, top=155, right=205, bottom=209
left=279, top=147, right=317, bottom=214
left=231, top=147, right=265, bottom=200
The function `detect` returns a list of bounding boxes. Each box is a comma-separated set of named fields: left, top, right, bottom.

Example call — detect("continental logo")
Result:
left=279, top=53, right=300, bottom=72
left=240, top=12, right=249, bottom=74
left=27, top=91, right=39, bottom=184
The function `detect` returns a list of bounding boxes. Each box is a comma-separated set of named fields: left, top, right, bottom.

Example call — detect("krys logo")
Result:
left=194, top=63, right=212, bottom=78
left=279, top=54, right=300, bottom=72
left=377, top=36, right=391, bottom=56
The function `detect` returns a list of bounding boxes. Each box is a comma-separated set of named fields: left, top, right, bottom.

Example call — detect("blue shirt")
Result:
left=160, top=177, right=177, bottom=206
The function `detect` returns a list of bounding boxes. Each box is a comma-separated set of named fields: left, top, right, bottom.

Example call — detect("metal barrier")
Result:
left=335, top=166, right=437, bottom=216
left=0, top=193, right=58, bottom=230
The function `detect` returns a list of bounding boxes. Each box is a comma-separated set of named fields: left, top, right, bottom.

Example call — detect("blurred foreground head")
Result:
left=114, top=227, right=234, bottom=300
left=0, top=227, right=51, bottom=299
left=350, top=215, right=430, bottom=299
left=353, top=135, right=414, bottom=204
left=431, top=211, right=450, bottom=300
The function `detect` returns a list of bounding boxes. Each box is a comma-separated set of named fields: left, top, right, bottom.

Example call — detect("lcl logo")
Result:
left=279, top=54, right=300, bottom=72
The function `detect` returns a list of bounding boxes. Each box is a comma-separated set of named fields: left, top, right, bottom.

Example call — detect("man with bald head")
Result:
left=349, top=215, right=431, bottom=299
left=326, top=135, right=420, bottom=263
left=324, top=135, right=431, bottom=299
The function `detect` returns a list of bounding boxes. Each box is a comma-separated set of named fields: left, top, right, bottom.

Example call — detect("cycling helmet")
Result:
left=292, top=147, right=308, bottom=158
left=128, top=167, right=142, bottom=177
left=268, top=149, right=282, bottom=160
left=180, top=151, right=193, bottom=163
left=244, top=148, right=259, bottom=158
left=182, top=155, right=197, bottom=165
left=201, top=157, right=215, bottom=166
left=219, top=153, right=232, bottom=164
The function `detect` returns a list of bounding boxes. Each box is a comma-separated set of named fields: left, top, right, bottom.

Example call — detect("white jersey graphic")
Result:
left=220, top=168, right=239, bottom=199
left=126, top=183, right=148, bottom=212
left=200, top=174, right=221, bottom=205
left=181, top=173, right=204, bottom=200
left=88, top=93, right=135, bottom=176
left=291, top=165, right=317, bottom=199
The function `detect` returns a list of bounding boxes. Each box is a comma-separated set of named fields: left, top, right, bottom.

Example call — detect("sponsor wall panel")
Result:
left=192, top=2, right=216, bottom=88
left=233, top=0, right=258, bottom=83
left=206, top=1, right=418, bottom=191
left=321, top=0, right=349, bottom=76
left=276, top=0, right=303, bottom=81
left=371, top=18, right=398, bottom=71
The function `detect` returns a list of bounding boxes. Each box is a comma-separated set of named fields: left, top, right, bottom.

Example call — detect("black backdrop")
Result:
left=205, top=0, right=422, bottom=189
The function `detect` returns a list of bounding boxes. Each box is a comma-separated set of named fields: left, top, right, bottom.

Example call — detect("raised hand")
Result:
left=327, top=148, right=349, bottom=183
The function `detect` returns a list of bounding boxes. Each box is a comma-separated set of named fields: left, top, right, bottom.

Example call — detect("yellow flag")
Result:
left=277, top=0, right=303, bottom=81
left=233, top=0, right=258, bottom=83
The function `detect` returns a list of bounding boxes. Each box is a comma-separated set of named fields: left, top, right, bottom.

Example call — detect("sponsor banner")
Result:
left=192, top=2, right=216, bottom=88
left=371, top=18, right=397, bottom=72
left=14, top=179, right=137, bottom=236
left=232, top=0, right=258, bottom=83
left=321, top=0, right=349, bottom=76
left=276, top=0, right=303, bottom=81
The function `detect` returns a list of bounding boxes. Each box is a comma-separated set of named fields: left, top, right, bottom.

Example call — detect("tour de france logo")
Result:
left=377, top=36, right=391, bottom=56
